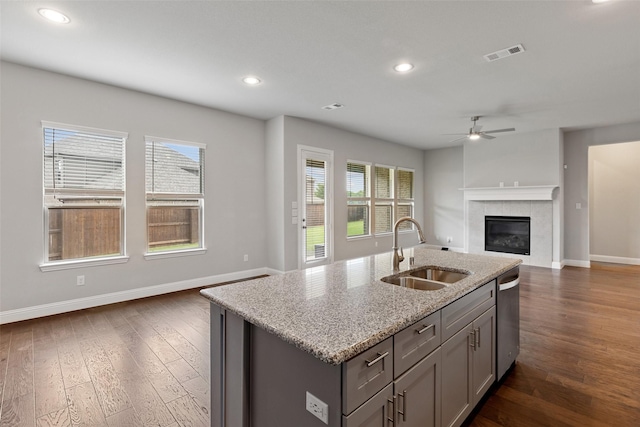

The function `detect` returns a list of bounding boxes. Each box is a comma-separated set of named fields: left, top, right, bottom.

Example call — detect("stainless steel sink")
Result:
left=408, top=267, right=469, bottom=284
left=380, top=266, right=469, bottom=291
left=381, top=276, right=447, bottom=291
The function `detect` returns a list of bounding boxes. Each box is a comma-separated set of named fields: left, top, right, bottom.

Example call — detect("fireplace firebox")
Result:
left=485, top=216, right=530, bottom=255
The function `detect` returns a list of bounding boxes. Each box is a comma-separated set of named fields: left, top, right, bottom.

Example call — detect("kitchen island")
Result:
left=201, top=247, right=521, bottom=427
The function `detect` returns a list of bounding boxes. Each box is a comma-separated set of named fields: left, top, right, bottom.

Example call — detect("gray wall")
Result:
left=563, top=121, right=640, bottom=264
left=269, top=116, right=426, bottom=272
left=422, top=146, right=464, bottom=248
left=0, top=61, right=267, bottom=314
left=265, top=116, right=286, bottom=272
left=588, top=141, right=640, bottom=262
left=463, top=129, right=561, bottom=188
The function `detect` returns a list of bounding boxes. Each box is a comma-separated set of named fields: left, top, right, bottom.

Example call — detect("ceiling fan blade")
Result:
left=479, top=133, right=496, bottom=140
left=442, top=133, right=468, bottom=136
left=449, top=136, right=469, bottom=143
left=483, top=128, right=515, bottom=134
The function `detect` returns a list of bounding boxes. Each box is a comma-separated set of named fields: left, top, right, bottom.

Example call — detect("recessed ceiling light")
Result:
left=242, top=76, right=261, bottom=85
left=393, top=63, right=414, bottom=73
left=38, top=8, right=70, bottom=24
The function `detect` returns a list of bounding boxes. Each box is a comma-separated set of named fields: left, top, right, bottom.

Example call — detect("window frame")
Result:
left=144, top=136, right=207, bottom=259
left=40, top=121, right=129, bottom=271
left=346, top=160, right=371, bottom=239
left=373, top=164, right=396, bottom=235
left=395, top=167, right=415, bottom=232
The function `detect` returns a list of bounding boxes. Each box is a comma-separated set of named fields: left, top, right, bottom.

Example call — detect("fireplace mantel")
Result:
left=460, top=185, right=558, bottom=201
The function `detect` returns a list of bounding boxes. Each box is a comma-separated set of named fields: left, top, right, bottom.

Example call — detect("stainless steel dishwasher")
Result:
left=496, top=266, right=520, bottom=380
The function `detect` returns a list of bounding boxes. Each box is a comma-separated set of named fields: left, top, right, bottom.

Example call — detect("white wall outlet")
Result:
left=306, top=391, right=329, bottom=424
left=243, top=254, right=249, bottom=262
left=447, top=236, right=453, bottom=243
left=76, top=275, right=85, bottom=286
left=576, top=203, right=582, bottom=210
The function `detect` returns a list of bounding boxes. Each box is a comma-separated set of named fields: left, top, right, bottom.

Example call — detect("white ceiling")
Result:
left=2, top=1, right=639, bottom=150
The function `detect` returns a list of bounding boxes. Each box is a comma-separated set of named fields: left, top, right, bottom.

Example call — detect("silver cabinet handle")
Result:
left=469, top=329, right=476, bottom=350
left=387, top=396, right=396, bottom=425
left=416, top=323, right=435, bottom=335
left=365, top=351, right=389, bottom=367
left=397, top=390, right=407, bottom=422
left=475, top=327, right=480, bottom=348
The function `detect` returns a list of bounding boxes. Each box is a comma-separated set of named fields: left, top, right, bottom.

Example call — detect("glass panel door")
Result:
left=299, top=147, right=333, bottom=269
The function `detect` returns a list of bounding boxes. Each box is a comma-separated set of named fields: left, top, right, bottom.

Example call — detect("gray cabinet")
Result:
left=395, top=347, right=441, bottom=427
left=441, top=306, right=496, bottom=427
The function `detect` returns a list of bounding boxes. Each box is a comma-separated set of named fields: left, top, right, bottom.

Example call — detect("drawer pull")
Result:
left=387, top=396, right=396, bottom=425
left=397, top=390, right=407, bottom=421
left=365, top=351, right=389, bottom=367
left=416, top=323, right=435, bottom=335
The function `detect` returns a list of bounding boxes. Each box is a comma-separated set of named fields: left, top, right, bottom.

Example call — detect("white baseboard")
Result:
left=590, top=254, right=640, bottom=266
left=0, top=267, right=270, bottom=325
left=564, top=259, right=591, bottom=268
left=551, top=261, right=565, bottom=270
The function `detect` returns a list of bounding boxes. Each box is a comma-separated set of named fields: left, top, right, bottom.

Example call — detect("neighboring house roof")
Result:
left=44, top=137, right=202, bottom=194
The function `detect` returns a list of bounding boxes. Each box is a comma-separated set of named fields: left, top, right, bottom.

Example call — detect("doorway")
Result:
left=298, top=146, right=333, bottom=269
left=588, top=141, right=640, bottom=265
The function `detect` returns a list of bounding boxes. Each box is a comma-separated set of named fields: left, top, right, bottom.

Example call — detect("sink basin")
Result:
left=380, top=266, right=469, bottom=291
left=408, top=267, right=469, bottom=284
left=381, top=276, right=447, bottom=291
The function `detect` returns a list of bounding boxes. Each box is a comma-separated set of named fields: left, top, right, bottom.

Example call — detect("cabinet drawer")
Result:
left=394, top=310, right=441, bottom=377
left=342, top=337, right=393, bottom=415
left=441, top=280, right=496, bottom=342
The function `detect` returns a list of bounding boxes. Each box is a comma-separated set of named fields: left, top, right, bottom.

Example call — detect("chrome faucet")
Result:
left=393, top=217, right=426, bottom=271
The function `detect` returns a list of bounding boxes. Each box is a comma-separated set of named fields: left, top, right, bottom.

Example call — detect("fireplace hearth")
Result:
left=485, top=216, right=530, bottom=255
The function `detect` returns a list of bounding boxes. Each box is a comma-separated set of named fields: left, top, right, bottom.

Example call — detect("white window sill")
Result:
left=40, top=256, right=130, bottom=272
left=144, top=248, right=207, bottom=260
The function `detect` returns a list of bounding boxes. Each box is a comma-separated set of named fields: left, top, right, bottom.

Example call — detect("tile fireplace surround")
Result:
left=462, top=186, right=558, bottom=268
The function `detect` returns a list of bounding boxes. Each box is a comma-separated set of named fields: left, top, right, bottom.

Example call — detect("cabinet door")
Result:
left=472, top=306, right=496, bottom=402
left=343, top=383, right=394, bottom=427
left=441, top=324, right=473, bottom=427
left=394, top=348, right=441, bottom=427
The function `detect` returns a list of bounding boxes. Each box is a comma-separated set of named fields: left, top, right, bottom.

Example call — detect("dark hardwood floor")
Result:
left=0, top=264, right=638, bottom=426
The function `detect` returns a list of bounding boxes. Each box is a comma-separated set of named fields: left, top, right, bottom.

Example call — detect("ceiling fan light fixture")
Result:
left=38, top=8, right=70, bottom=24
left=468, top=133, right=481, bottom=141
left=393, top=63, right=414, bottom=73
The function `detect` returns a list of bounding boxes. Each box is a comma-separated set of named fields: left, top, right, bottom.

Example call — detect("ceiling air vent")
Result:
left=322, top=103, right=344, bottom=110
left=483, top=44, right=525, bottom=62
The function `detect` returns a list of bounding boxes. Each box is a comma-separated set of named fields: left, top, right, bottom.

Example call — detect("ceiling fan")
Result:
left=446, top=116, right=515, bottom=143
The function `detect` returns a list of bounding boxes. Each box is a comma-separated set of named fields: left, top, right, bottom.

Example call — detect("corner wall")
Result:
left=564, top=122, right=640, bottom=265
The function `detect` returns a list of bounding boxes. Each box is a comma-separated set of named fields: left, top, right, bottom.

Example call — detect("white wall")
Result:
left=0, top=62, right=267, bottom=319
left=423, top=146, right=464, bottom=248
left=564, top=121, right=640, bottom=264
left=268, top=116, right=425, bottom=271
left=588, top=141, right=640, bottom=263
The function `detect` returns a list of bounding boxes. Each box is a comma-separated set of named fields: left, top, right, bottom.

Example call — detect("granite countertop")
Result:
left=200, top=247, right=521, bottom=365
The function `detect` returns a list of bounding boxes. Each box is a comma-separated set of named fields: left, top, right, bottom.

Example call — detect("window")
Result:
left=145, top=137, right=205, bottom=254
left=396, top=168, right=415, bottom=231
left=43, top=122, right=127, bottom=264
left=374, top=165, right=394, bottom=234
left=371, top=165, right=415, bottom=235
left=347, top=162, right=370, bottom=237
